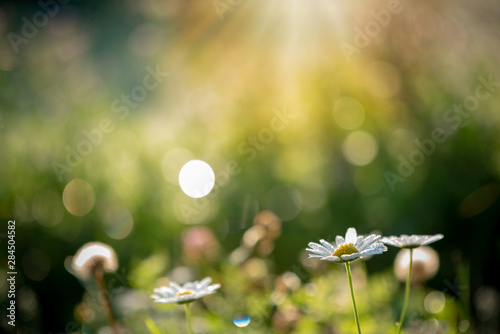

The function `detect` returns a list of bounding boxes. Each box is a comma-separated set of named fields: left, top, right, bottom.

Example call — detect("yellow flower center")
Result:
left=176, top=290, right=194, bottom=296
left=333, top=243, right=359, bottom=257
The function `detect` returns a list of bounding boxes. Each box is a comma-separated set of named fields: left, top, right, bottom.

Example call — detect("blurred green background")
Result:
left=1, top=0, right=499, bottom=333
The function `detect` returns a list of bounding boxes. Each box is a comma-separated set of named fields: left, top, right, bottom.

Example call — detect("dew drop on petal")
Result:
left=233, top=314, right=251, bottom=328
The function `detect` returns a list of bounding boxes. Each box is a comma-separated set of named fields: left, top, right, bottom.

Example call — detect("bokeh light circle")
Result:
left=63, top=179, right=96, bottom=216
left=32, top=189, right=64, bottom=227
left=342, top=131, right=379, bottom=166
left=18, top=287, right=39, bottom=322
left=424, top=291, right=446, bottom=314
left=179, top=160, right=215, bottom=198
left=394, top=247, right=439, bottom=284
left=233, top=314, right=251, bottom=328
left=332, top=97, right=365, bottom=130
left=22, top=249, right=51, bottom=281
left=100, top=205, right=134, bottom=240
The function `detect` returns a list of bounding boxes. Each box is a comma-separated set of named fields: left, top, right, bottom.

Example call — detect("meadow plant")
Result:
left=382, top=234, right=444, bottom=333
left=306, top=228, right=388, bottom=334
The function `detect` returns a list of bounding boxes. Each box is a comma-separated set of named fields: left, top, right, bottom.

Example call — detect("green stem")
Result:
left=345, top=262, right=362, bottom=334
left=145, top=317, right=162, bottom=334
left=397, top=248, right=413, bottom=334
left=184, top=303, right=194, bottom=334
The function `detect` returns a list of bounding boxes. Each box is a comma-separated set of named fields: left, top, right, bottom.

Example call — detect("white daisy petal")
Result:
left=153, top=286, right=175, bottom=297
left=381, top=237, right=398, bottom=246
left=382, top=234, right=444, bottom=248
left=345, top=228, right=357, bottom=244
left=170, top=282, right=182, bottom=293
left=308, top=242, right=330, bottom=254
left=371, top=243, right=388, bottom=251
left=154, top=298, right=169, bottom=303
left=309, top=242, right=331, bottom=255
left=360, top=249, right=380, bottom=256
left=198, top=277, right=212, bottom=290
left=306, top=229, right=387, bottom=264
left=360, top=245, right=387, bottom=256
left=354, top=236, right=364, bottom=249
left=421, top=234, right=444, bottom=245
left=308, top=254, right=325, bottom=258
left=319, top=239, right=335, bottom=252
left=341, top=253, right=360, bottom=261
left=184, top=282, right=198, bottom=290
left=306, top=246, right=330, bottom=257
left=359, top=234, right=375, bottom=250
left=151, top=277, right=220, bottom=304
left=207, top=283, right=221, bottom=292
left=335, top=236, right=345, bottom=248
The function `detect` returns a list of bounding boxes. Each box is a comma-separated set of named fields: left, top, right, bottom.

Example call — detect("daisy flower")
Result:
left=381, top=234, right=443, bottom=334
left=306, top=228, right=387, bottom=334
left=306, top=227, right=387, bottom=263
left=70, top=242, right=118, bottom=281
left=67, top=242, right=119, bottom=332
left=151, top=277, right=221, bottom=334
left=381, top=234, right=443, bottom=249
left=151, top=277, right=220, bottom=304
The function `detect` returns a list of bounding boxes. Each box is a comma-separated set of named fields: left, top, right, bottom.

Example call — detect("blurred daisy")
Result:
left=70, top=242, right=118, bottom=281
left=151, top=277, right=220, bottom=304
left=151, top=277, right=220, bottom=334
left=382, top=234, right=443, bottom=249
left=382, top=233, right=443, bottom=334
left=306, top=227, right=387, bottom=263
left=306, top=227, right=386, bottom=334
left=67, top=242, right=119, bottom=332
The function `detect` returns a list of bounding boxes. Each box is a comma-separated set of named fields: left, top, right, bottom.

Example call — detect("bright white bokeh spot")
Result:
left=179, top=160, right=215, bottom=198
